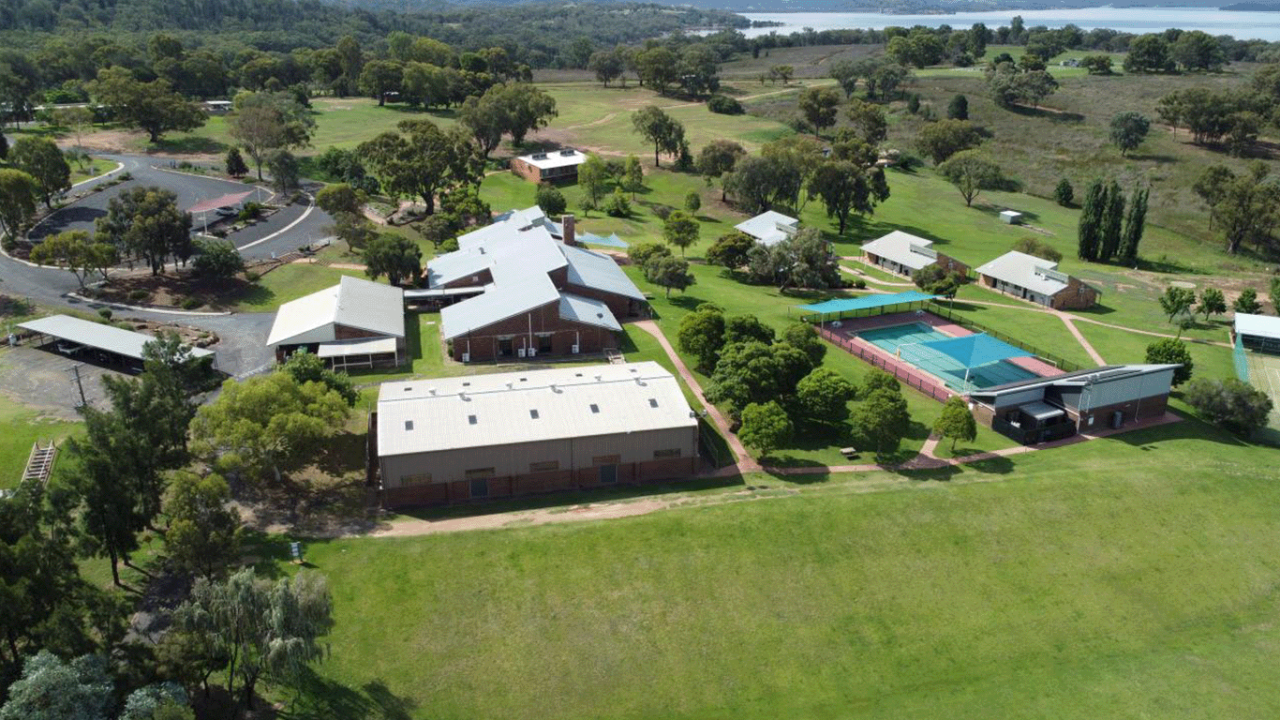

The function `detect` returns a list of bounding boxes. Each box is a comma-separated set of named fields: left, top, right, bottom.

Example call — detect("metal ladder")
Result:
left=22, top=442, right=58, bottom=485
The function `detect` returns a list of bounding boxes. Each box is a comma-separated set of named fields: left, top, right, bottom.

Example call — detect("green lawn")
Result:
left=69, top=156, right=113, bottom=185
left=1074, top=320, right=1236, bottom=381
left=0, top=394, right=81, bottom=491
left=230, top=263, right=375, bottom=312
left=280, top=416, right=1280, bottom=720
left=932, top=298, right=1099, bottom=369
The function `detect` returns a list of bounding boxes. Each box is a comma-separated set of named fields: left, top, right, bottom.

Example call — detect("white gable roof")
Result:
left=735, top=211, right=799, bottom=247
left=860, top=231, right=939, bottom=272
left=974, top=251, right=1072, bottom=297
left=376, top=361, right=696, bottom=457
left=267, top=275, right=404, bottom=347
left=517, top=149, right=587, bottom=171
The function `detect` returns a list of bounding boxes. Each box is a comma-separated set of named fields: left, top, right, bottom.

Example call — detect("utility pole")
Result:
left=70, top=363, right=87, bottom=408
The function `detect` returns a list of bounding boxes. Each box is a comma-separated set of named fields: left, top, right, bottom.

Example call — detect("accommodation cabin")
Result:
left=860, top=231, right=969, bottom=279
left=734, top=211, right=799, bottom=247
left=975, top=251, right=1099, bottom=310
left=266, top=276, right=406, bottom=369
left=374, top=361, right=699, bottom=506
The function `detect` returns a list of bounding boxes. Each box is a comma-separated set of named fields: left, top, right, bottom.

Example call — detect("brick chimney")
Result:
left=562, top=214, right=576, bottom=247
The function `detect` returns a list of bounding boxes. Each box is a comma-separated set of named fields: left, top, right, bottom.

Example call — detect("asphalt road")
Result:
left=1, top=154, right=335, bottom=376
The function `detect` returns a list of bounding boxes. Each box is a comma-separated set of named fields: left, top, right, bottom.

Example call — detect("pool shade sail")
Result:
left=797, top=291, right=938, bottom=315
left=917, top=333, right=1032, bottom=369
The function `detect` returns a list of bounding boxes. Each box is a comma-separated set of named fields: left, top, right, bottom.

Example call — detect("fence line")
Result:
left=926, top=301, right=1084, bottom=373
left=1234, top=332, right=1251, bottom=383
left=818, top=327, right=952, bottom=403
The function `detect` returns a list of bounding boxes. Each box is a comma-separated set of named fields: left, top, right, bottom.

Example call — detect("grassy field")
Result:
left=0, top=394, right=80, bottom=491
left=279, top=414, right=1280, bottom=720
left=229, top=262, right=373, bottom=312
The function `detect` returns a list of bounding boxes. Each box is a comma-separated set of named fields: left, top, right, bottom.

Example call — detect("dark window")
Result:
left=590, top=403, right=600, bottom=414
left=538, top=334, right=554, bottom=353
left=404, top=420, right=414, bottom=431
left=530, top=409, right=539, bottom=419
left=470, top=478, right=489, bottom=498
left=468, top=415, right=477, bottom=425
left=648, top=398, right=658, bottom=408
left=599, top=464, right=617, bottom=484
left=530, top=460, right=559, bottom=472
left=653, top=448, right=681, bottom=459
left=465, top=467, right=494, bottom=481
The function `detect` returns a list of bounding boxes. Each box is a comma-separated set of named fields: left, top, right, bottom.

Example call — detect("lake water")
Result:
left=738, top=7, right=1280, bottom=42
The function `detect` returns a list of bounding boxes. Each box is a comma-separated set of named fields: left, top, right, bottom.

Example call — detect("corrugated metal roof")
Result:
left=266, top=276, right=404, bottom=346
left=969, top=364, right=1180, bottom=398
left=562, top=243, right=645, bottom=300
left=974, top=251, right=1071, bottom=297
left=376, top=361, right=697, bottom=457
left=517, top=149, right=587, bottom=170
left=428, top=226, right=567, bottom=288
left=559, top=293, right=621, bottom=331
left=18, top=315, right=213, bottom=361
left=734, top=211, right=799, bottom=247
left=1236, top=313, right=1280, bottom=341
left=440, top=275, right=560, bottom=340
left=859, top=231, right=937, bottom=271
left=316, top=337, right=398, bottom=357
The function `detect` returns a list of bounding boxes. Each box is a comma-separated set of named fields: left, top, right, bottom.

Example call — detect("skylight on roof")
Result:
left=590, top=404, right=600, bottom=413
left=404, top=420, right=414, bottom=430
left=648, top=398, right=658, bottom=408
left=530, top=409, right=540, bottom=419
left=468, top=415, right=478, bottom=425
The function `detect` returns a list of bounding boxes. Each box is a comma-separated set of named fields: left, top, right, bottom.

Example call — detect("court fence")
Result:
left=1234, top=332, right=1251, bottom=383
left=818, top=326, right=952, bottom=403
left=927, top=301, right=1084, bottom=373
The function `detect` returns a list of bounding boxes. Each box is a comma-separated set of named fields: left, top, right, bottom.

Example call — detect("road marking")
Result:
left=236, top=192, right=316, bottom=252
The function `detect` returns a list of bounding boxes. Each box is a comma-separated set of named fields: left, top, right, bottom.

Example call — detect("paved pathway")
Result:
left=839, top=257, right=916, bottom=287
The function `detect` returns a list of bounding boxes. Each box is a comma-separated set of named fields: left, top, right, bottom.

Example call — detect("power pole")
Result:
left=70, top=363, right=87, bottom=408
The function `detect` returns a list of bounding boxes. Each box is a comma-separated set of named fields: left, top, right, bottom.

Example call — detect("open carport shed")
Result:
left=18, top=315, right=215, bottom=372
left=796, top=291, right=938, bottom=323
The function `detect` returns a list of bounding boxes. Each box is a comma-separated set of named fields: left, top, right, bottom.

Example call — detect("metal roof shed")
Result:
left=18, top=315, right=215, bottom=369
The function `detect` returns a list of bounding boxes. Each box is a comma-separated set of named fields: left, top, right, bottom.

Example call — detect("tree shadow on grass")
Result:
left=151, top=136, right=229, bottom=155
left=1007, top=104, right=1085, bottom=123
left=280, top=668, right=418, bottom=720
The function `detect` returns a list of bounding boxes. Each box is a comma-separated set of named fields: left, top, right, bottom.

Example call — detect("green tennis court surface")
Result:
left=1244, top=350, right=1280, bottom=431
left=857, top=322, right=1040, bottom=391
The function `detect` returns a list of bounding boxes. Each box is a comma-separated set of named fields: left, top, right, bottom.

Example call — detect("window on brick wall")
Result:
left=529, top=460, right=559, bottom=472
left=400, top=473, right=433, bottom=486
left=653, top=448, right=681, bottom=459
left=465, top=467, right=495, bottom=480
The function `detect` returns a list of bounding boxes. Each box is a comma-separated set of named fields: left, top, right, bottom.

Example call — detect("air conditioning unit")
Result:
left=517, top=348, right=526, bottom=358
left=461, top=352, right=470, bottom=362
left=528, top=348, right=537, bottom=357
left=571, top=344, right=580, bottom=354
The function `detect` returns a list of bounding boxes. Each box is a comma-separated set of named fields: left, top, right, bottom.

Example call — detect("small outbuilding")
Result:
left=1235, top=313, right=1280, bottom=353
left=374, top=361, right=700, bottom=506
left=266, top=276, right=406, bottom=369
left=511, top=149, right=588, bottom=183
left=999, top=210, right=1024, bottom=225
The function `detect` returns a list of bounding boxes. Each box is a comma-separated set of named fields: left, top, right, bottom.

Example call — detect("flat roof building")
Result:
left=266, top=275, right=406, bottom=369
left=18, top=315, right=215, bottom=372
left=968, top=364, right=1178, bottom=444
left=511, top=149, right=588, bottom=183
left=975, top=251, right=1099, bottom=310
left=374, top=361, right=700, bottom=506
left=860, top=231, right=969, bottom=279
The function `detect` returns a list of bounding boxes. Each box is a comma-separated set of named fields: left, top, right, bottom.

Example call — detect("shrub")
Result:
left=907, top=94, right=921, bottom=114
left=1145, top=337, right=1193, bottom=386
left=1012, top=237, right=1062, bottom=263
left=707, top=95, right=744, bottom=115
left=684, top=192, right=701, bottom=213
left=853, top=278, right=867, bottom=289
left=605, top=188, right=631, bottom=218
left=1183, top=377, right=1273, bottom=436
left=628, top=241, right=671, bottom=268
left=193, top=239, right=246, bottom=280
left=238, top=202, right=263, bottom=222
left=181, top=297, right=204, bottom=310
left=97, top=308, right=113, bottom=320
left=244, top=271, right=261, bottom=283
left=118, top=172, right=132, bottom=181
left=1054, top=178, right=1074, bottom=207
left=651, top=204, right=675, bottom=221
left=536, top=185, right=567, bottom=216
left=128, top=289, right=150, bottom=301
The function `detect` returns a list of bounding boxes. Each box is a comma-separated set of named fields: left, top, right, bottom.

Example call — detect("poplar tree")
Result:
left=1076, top=179, right=1105, bottom=261
left=1120, top=186, right=1148, bottom=264
left=1099, top=179, right=1126, bottom=262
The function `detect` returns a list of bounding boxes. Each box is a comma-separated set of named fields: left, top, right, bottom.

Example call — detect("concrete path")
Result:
left=1055, top=312, right=1107, bottom=366
left=839, top=257, right=916, bottom=287
left=632, top=320, right=760, bottom=473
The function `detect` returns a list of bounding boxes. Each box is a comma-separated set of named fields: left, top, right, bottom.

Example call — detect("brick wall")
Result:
left=1051, top=277, right=1099, bottom=310
left=449, top=300, right=618, bottom=361
left=510, top=158, right=542, bottom=183
left=935, top=252, right=970, bottom=277
left=1073, top=393, right=1168, bottom=430
left=564, top=283, right=638, bottom=318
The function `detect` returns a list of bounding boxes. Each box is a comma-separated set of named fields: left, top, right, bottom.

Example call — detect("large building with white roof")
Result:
left=266, top=275, right=406, bottom=369
left=1235, top=313, right=1280, bottom=353
left=425, top=207, right=646, bottom=362
left=860, top=231, right=969, bottom=279
left=734, top=210, right=799, bottom=247
left=974, top=251, right=1099, bottom=310
left=374, top=361, right=700, bottom=506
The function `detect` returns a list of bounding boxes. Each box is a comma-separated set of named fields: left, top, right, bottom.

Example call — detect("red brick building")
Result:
left=859, top=231, right=969, bottom=279
left=265, top=276, right=406, bottom=369
left=374, top=362, right=699, bottom=507
left=510, top=149, right=587, bottom=183
left=429, top=208, right=646, bottom=362
left=974, top=251, right=1100, bottom=310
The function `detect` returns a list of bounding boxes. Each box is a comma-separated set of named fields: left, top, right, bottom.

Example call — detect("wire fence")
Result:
left=926, top=301, right=1085, bottom=373
left=818, top=327, right=952, bottom=403
left=1234, top=332, right=1251, bottom=383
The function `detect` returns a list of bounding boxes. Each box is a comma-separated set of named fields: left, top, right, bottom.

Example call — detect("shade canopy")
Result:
left=917, top=333, right=1031, bottom=369
left=797, top=291, right=937, bottom=315
left=188, top=191, right=254, bottom=214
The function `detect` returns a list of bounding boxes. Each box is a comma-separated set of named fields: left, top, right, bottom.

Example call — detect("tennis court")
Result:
left=1244, top=349, right=1280, bottom=430
left=857, top=323, right=1040, bottom=391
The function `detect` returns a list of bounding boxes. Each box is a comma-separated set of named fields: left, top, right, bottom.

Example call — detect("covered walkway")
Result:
left=18, top=314, right=215, bottom=372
